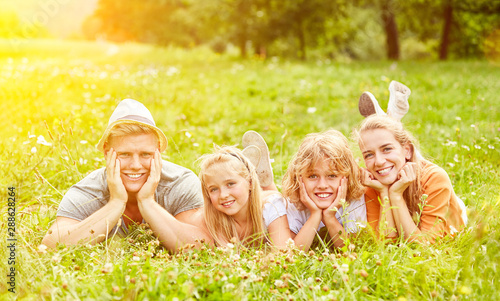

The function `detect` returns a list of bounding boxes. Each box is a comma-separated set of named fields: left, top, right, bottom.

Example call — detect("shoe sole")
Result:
left=358, top=92, right=377, bottom=117
left=242, top=145, right=261, bottom=172
left=242, top=131, right=273, bottom=187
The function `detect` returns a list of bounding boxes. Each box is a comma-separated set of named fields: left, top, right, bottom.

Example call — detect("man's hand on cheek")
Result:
left=106, top=148, right=128, bottom=203
left=137, top=149, right=162, bottom=203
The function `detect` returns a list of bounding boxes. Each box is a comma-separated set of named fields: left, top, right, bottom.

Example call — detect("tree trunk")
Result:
left=439, top=2, right=453, bottom=60
left=381, top=1, right=399, bottom=60
left=297, top=18, right=306, bottom=60
left=240, top=38, right=247, bottom=58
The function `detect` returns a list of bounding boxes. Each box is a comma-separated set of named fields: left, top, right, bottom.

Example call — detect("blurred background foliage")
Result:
left=1, top=0, right=499, bottom=61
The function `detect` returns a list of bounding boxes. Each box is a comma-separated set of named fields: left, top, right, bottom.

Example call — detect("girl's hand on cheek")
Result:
left=389, top=162, right=417, bottom=196
left=299, top=176, right=321, bottom=214
left=361, top=168, right=387, bottom=192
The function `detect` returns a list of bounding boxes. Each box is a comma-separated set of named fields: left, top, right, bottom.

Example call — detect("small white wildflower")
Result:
left=455, top=117, right=461, bottom=121
left=166, top=66, right=180, bottom=76
left=37, top=135, right=52, bottom=146
left=52, top=253, right=62, bottom=263
left=132, top=256, right=140, bottom=261
left=356, top=221, right=367, bottom=229
left=340, top=264, right=349, bottom=273
left=31, top=147, right=37, bottom=153
left=80, top=140, right=88, bottom=144
left=37, top=244, right=48, bottom=254
left=185, top=132, right=192, bottom=138
left=106, top=45, right=120, bottom=56
left=103, top=262, right=113, bottom=273
left=307, top=107, right=317, bottom=114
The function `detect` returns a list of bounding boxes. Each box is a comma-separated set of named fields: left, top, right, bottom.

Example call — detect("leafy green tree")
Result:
left=270, top=0, right=342, bottom=60
left=400, top=0, right=500, bottom=60
left=0, top=10, right=50, bottom=39
left=354, top=0, right=402, bottom=60
left=89, top=0, right=197, bottom=46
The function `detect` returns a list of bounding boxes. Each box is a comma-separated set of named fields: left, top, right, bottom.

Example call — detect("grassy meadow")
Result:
left=0, top=39, right=499, bottom=300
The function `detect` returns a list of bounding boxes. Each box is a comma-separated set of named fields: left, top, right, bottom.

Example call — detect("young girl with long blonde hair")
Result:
left=199, top=140, right=290, bottom=248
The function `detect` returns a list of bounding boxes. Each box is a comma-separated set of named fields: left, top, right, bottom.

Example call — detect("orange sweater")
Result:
left=365, top=161, right=465, bottom=241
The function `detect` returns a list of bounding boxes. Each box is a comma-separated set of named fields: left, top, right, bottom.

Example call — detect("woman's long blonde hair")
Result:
left=282, top=130, right=365, bottom=210
left=199, top=146, right=265, bottom=247
left=354, top=115, right=423, bottom=216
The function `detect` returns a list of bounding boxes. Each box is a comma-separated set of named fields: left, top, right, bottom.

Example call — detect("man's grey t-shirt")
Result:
left=57, top=160, right=203, bottom=235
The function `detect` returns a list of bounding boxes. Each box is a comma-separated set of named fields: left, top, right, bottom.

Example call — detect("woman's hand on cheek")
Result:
left=361, top=168, right=387, bottom=193
left=389, top=162, right=417, bottom=196
left=299, top=176, right=321, bottom=214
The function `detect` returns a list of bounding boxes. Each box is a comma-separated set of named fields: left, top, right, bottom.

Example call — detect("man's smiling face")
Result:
left=106, top=133, right=159, bottom=194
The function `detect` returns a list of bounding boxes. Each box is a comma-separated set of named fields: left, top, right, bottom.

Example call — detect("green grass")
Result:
left=0, top=39, right=499, bottom=300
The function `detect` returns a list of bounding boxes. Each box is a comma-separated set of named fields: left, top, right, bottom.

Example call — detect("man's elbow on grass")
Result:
left=41, top=233, right=58, bottom=249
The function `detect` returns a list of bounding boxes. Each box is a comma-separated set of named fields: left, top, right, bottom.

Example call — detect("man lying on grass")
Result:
left=42, top=99, right=207, bottom=251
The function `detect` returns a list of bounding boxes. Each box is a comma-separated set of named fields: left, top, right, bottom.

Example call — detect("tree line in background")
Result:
left=2, top=0, right=498, bottom=61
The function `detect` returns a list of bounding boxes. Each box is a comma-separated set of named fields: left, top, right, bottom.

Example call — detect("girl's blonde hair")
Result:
left=199, top=146, right=265, bottom=247
left=354, top=115, right=423, bottom=216
left=282, top=130, right=365, bottom=210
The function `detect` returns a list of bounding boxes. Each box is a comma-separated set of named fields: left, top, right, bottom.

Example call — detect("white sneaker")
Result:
left=358, top=91, right=386, bottom=117
left=242, top=131, right=274, bottom=187
left=387, top=81, right=411, bottom=121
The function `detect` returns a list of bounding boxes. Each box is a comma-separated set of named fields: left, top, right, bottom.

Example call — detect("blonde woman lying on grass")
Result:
left=355, top=115, right=467, bottom=243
